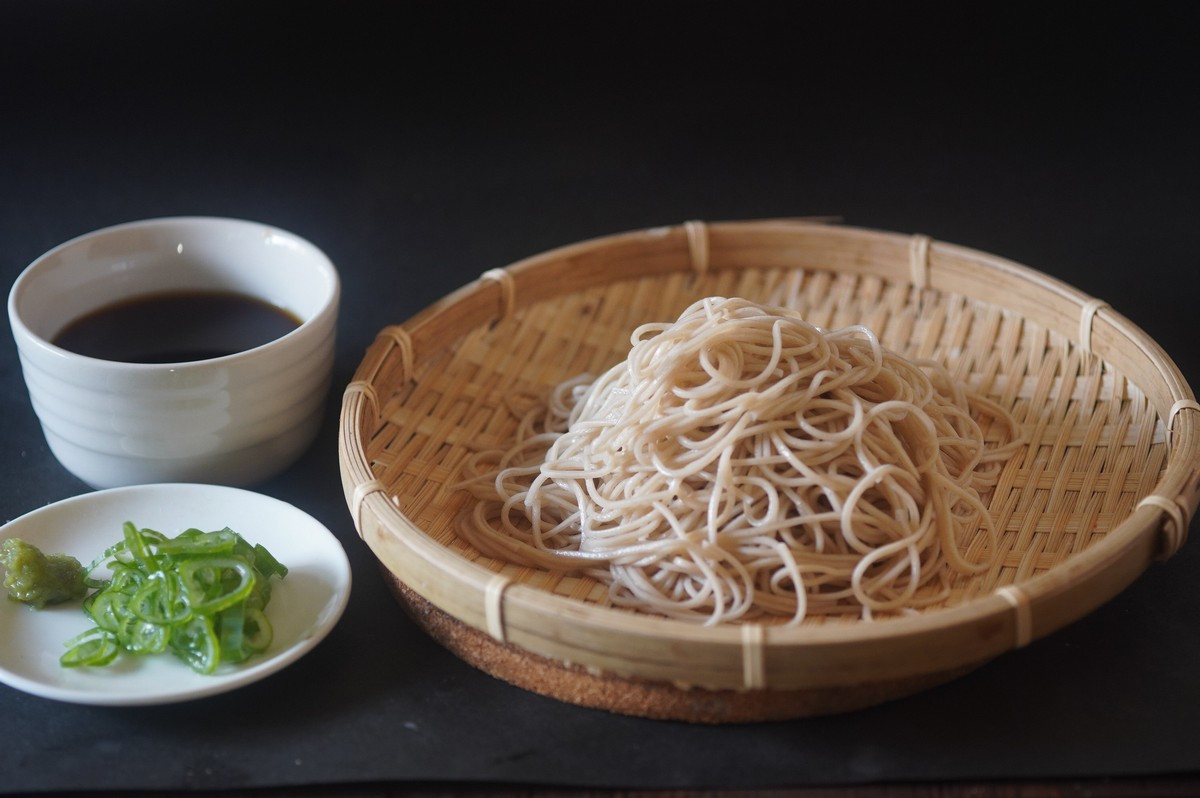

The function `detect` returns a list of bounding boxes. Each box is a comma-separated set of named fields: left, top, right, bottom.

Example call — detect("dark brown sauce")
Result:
left=53, top=290, right=302, bottom=364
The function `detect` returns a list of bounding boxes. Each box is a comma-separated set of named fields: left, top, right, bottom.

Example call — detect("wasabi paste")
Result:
left=1, top=538, right=87, bottom=609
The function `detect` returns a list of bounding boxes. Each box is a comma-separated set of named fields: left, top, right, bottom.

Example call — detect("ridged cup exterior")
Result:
left=9, top=217, right=340, bottom=488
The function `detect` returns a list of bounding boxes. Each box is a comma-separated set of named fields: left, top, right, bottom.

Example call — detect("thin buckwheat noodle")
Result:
left=457, top=297, right=1021, bottom=625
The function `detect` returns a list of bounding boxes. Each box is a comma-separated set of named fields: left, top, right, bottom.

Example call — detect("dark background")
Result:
left=1, top=1, right=1198, bottom=793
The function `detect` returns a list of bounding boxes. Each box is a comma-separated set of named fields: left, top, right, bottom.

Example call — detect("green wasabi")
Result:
left=1, top=538, right=88, bottom=609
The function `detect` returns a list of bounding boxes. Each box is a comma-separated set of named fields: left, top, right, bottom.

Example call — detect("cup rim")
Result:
left=8, top=216, right=341, bottom=370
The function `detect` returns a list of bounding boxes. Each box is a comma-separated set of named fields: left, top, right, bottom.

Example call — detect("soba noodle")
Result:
left=458, top=297, right=1021, bottom=625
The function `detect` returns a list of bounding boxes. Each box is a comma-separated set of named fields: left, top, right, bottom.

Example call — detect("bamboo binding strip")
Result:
left=338, top=219, right=1200, bottom=714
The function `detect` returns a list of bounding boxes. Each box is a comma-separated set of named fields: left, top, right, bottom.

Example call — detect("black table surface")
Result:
left=2, top=2, right=1198, bottom=795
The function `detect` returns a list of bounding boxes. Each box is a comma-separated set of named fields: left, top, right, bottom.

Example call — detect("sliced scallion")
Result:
left=59, top=523, right=286, bottom=674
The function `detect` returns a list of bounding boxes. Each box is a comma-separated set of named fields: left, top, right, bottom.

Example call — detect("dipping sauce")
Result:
left=53, top=290, right=302, bottom=363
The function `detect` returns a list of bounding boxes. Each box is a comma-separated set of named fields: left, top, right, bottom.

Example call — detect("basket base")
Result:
left=384, top=570, right=984, bottom=723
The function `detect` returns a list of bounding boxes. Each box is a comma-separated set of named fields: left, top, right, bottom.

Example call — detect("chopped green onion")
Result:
left=60, top=628, right=120, bottom=667
left=241, top=607, right=273, bottom=653
left=117, top=616, right=170, bottom=655
left=180, top=557, right=256, bottom=616
left=85, top=588, right=130, bottom=632
left=171, top=616, right=220, bottom=675
left=252, top=543, right=288, bottom=579
left=155, top=528, right=238, bottom=557
left=129, top=571, right=190, bottom=625
left=122, top=521, right=159, bottom=573
left=55, top=522, right=286, bottom=674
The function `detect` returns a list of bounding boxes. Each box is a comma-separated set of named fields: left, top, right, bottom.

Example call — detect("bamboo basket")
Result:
left=338, top=219, right=1200, bottom=722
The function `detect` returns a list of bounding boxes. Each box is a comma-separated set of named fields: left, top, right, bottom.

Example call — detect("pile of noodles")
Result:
left=457, top=297, right=1021, bottom=625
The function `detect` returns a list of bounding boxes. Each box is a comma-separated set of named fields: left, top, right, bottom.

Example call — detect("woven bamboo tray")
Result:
left=339, top=219, right=1200, bottom=722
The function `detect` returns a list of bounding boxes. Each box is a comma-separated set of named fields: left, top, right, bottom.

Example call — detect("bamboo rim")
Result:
left=339, top=219, right=1200, bottom=693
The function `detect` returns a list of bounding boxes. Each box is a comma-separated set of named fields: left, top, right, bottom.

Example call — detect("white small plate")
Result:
left=0, top=483, right=352, bottom=705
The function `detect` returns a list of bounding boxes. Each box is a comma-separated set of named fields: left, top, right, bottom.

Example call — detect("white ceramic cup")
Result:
left=8, top=217, right=340, bottom=489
